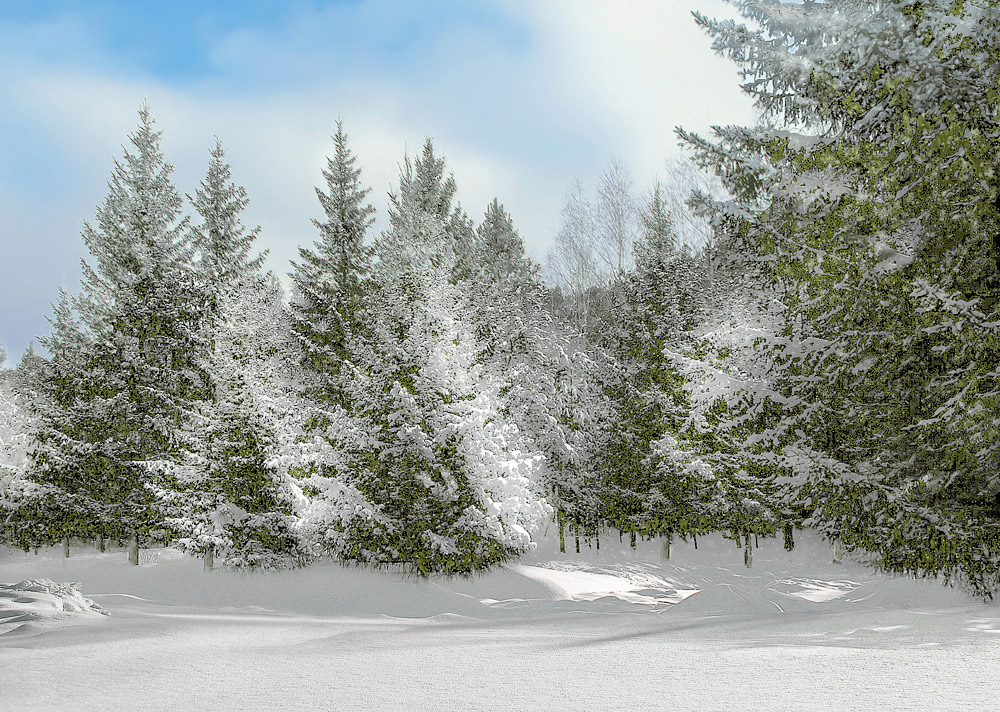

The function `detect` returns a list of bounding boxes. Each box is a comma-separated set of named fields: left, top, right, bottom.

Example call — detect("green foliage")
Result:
left=682, top=0, right=1000, bottom=598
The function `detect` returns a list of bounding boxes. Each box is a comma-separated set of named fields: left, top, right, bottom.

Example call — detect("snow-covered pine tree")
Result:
left=462, top=198, right=610, bottom=552
left=685, top=0, right=1000, bottom=596
left=0, top=345, right=46, bottom=547
left=473, top=198, right=541, bottom=289
left=9, top=105, right=210, bottom=557
left=372, top=137, right=477, bottom=292
left=189, top=138, right=268, bottom=298
left=595, top=186, right=706, bottom=542
left=544, top=166, right=709, bottom=552
left=152, top=140, right=308, bottom=571
left=630, top=182, right=709, bottom=337
left=289, top=120, right=375, bottom=409
left=333, top=278, right=552, bottom=573
left=272, top=120, right=385, bottom=567
left=297, top=140, right=552, bottom=574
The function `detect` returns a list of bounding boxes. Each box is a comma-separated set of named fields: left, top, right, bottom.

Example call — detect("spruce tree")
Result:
left=294, top=140, right=553, bottom=574
left=289, top=120, right=375, bottom=406
left=685, top=0, right=1000, bottom=598
left=153, top=141, right=306, bottom=570
left=592, top=182, right=742, bottom=549
left=9, top=106, right=210, bottom=554
left=189, top=138, right=268, bottom=298
left=0, top=346, right=43, bottom=545
left=467, top=198, right=608, bottom=550
left=473, top=198, right=541, bottom=289
left=373, top=137, right=475, bottom=290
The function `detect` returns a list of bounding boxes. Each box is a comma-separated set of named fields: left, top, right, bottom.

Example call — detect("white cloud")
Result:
left=0, top=0, right=755, bottom=360
left=506, top=0, right=755, bottom=186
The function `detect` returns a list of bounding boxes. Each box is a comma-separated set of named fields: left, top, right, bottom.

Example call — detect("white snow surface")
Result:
left=2, top=527, right=998, bottom=711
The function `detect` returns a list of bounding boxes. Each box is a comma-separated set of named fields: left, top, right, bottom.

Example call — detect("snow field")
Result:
left=1, top=527, right=998, bottom=711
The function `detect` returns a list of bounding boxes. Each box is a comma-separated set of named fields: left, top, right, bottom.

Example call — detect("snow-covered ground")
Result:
left=2, top=526, right=998, bottom=711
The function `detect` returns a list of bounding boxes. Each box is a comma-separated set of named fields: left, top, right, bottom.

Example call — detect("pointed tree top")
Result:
left=189, top=138, right=267, bottom=293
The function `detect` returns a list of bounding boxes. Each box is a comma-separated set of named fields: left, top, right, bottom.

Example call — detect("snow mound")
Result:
left=0, top=579, right=109, bottom=635
left=509, top=561, right=699, bottom=606
left=769, top=576, right=864, bottom=602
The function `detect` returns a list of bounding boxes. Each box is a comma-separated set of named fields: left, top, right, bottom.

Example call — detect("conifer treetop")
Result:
left=313, top=120, right=376, bottom=258
left=376, top=137, right=469, bottom=286
left=475, top=198, right=539, bottom=287
left=413, top=136, right=458, bottom=221
left=77, top=104, right=191, bottom=331
left=290, top=119, right=375, bottom=313
left=634, top=183, right=678, bottom=276
left=189, top=138, right=267, bottom=293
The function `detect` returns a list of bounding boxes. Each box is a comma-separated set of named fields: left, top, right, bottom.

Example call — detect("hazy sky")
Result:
left=0, top=0, right=756, bottom=365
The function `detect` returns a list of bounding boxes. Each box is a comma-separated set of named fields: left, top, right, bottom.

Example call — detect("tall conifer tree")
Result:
left=290, top=120, right=375, bottom=405
left=9, top=105, right=209, bottom=554
left=154, top=141, right=307, bottom=570
left=291, top=140, right=553, bottom=574
left=684, top=0, right=1000, bottom=596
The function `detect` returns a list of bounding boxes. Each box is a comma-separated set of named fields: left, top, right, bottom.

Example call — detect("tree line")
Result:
left=1, top=0, right=999, bottom=599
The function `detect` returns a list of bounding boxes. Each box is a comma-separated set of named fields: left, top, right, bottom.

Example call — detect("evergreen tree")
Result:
left=374, top=137, right=475, bottom=290
left=320, top=277, right=552, bottom=573
left=591, top=181, right=769, bottom=553
left=289, top=119, right=375, bottom=401
left=636, top=183, right=676, bottom=267
left=278, top=120, right=384, bottom=567
left=473, top=198, right=541, bottom=289
left=153, top=141, right=306, bottom=571
left=684, top=0, right=1000, bottom=596
left=0, top=346, right=44, bottom=543
left=75, top=105, right=194, bottom=335
left=292, top=141, right=553, bottom=574
left=465, top=198, right=609, bottom=552
left=189, top=138, right=268, bottom=297
left=156, top=275, right=311, bottom=570
left=6, top=106, right=210, bottom=555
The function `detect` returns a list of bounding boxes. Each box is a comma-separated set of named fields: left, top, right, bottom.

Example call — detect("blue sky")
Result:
left=0, top=0, right=755, bottom=365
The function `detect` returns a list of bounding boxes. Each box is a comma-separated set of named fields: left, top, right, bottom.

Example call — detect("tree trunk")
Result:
left=558, top=509, right=566, bottom=554
left=63, top=537, right=70, bottom=558
left=630, top=530, right=636, bottom=550
left=783, top=523, right=795, bottom=552
left=128, top=536, right=139, bottom=566
left=744, top=542, right=753, bottom=568
left=204, top=547, right=214, bottom=572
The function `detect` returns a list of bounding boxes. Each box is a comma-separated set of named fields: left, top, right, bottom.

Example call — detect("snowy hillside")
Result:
left=2, top=526, right=998, bottom=711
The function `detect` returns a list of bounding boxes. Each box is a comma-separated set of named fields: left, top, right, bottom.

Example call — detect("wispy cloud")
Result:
left=0, top=0, right=754, bottom=365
